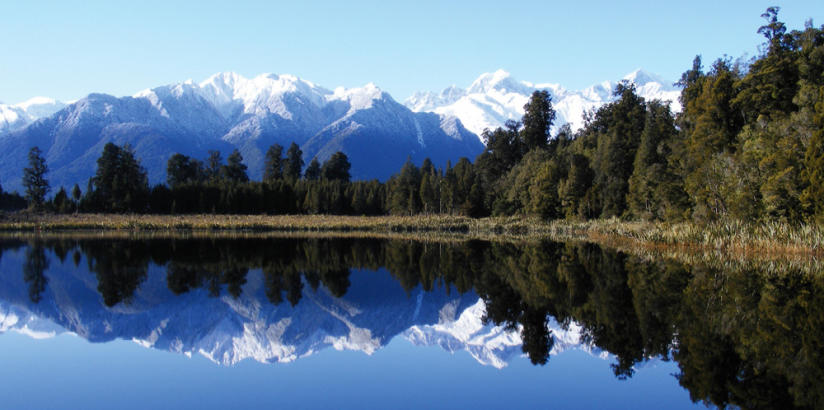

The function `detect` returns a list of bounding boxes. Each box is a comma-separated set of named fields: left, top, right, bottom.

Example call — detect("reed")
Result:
left=1, top=212, right=822, bottom=258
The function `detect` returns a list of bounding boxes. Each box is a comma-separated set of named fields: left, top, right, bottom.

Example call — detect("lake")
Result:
left=0, top=234, right=820, bottom=409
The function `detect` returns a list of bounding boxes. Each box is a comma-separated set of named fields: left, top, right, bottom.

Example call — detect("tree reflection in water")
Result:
left=4, top=235, right=823, bottom=409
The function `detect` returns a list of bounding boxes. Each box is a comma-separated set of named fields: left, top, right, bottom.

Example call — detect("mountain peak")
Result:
left=469, top=69, right=514, bottom=93
left=623, top=69, right=667, bottom=87
left=332, top=83, right=390, bottom=112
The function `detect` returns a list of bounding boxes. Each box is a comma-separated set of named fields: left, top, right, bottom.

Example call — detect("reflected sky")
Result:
left=0, top=328, right=694, bottom=410
left=7, top=235, right=800, bottom=408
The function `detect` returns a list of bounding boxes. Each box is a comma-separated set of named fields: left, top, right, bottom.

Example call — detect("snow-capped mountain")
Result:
left=0, top=97, right=66, bottom=134
left=0, top=246, right=600, bottom=368
left=405, top=69, right=682, bottom=141
left=0, top=69, right=679, bottom=192
left=0, top=73, right=482, bottom=193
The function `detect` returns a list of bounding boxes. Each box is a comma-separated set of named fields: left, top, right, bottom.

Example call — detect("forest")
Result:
left=11, top=8, right=824, bottom=225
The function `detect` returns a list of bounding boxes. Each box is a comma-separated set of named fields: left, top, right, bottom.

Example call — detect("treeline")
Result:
left=15, top=8, right=824, bottom=223
left=387, top=8, right=824, bottom=224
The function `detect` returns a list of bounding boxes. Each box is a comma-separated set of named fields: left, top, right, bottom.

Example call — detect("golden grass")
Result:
left=1, top=213, right=822, bottom=261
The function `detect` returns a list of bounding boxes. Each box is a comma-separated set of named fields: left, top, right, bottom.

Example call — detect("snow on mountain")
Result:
left=0, top=97, right=66, bottom=134
left=0, top=72, right=482, bottom=192
left=404, top=69, right=682, bottom=142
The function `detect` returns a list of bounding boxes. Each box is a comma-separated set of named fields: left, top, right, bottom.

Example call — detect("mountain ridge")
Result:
left=404, top=68, right=681, bottom=139
left=0, top=73, right=482, bottom=192
left=0, top=69, right=679, bottom=193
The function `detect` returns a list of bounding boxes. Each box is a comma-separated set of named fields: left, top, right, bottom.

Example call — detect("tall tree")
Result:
left=166, top=153, right=203, bottom=187
left=263, top=143, right=284, bottom=183
left=22, top=147, right=50, bottom=210
left=304, top=158, right=321, bottom=181
left=587, top=82, right=647, bottom=218
left=520, top=90, right=556, bottom=152
left=89, top=143, right=149, bottom=213
left=221, top=149, right=249, bottom=183
left=284, top=142, right=304, bottom=181
left=627, top=101, right=683, bottom=220
left=206, top=150, right=223, bottom=182
left=321, top=151, right=352, bottom=182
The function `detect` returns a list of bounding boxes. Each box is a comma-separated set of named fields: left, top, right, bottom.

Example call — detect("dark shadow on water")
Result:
left=1, top=235, right=823, bottom=409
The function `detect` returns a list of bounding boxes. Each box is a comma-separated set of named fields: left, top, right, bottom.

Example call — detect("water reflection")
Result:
left=0, top=235, right=822, bottom=409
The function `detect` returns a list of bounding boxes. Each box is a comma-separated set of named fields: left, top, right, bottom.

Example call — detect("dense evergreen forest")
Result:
left=16, top=9, right=824, bottom=224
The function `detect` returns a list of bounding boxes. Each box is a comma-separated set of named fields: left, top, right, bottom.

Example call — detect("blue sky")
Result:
left=1, top=0, right=821, bottom=103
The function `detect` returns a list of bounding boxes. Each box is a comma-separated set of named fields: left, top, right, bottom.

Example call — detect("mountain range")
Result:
left=404, top=69, right=681, bottom=137
left=0, top=70, right=680, bottom=193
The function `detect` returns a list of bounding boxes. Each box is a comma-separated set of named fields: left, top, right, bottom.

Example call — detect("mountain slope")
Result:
left=0, top=73, right=483, bottom=192
left=0, top=97, right=66, bottom=134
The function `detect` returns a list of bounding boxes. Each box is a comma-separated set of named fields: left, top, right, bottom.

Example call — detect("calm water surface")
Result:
left=0, top=235, right=820, bottom=409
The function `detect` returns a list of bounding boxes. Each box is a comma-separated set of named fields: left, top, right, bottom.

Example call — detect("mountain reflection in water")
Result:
left=0, top=235, right=822, bottom=409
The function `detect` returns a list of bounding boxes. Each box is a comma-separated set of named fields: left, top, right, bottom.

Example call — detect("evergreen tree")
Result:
left=588, top=82, right=647, bottom=218
left=263, top=143, right=284, bottom=183
left=558, top=153, right=595, bottom=218
left=22, top=146, right=49, bottom=210
left=206, top=150, right=223, bottom=182
left=221, top=149, right=249, bottom=183
left=284, top=142, right=304, bottom=181
left=388, top=159, right=420, bottom=215
left=521, top=90, right=556, bottom=152
left=52, top=187, right=70, bottom=213
left=304, top=158, right=321, bottom=181
left=627, top=101, right=681, bottom=220
left=321, top=151, right=351, bottom=182
left=733, top=7, right=799, bottom=122
left=71, top=184, right=81, bottom=202
left=89, top=143, right=149, bottom=213
left=167, top=153, right=204, bottom=187
left=70, top=183, right=81, bottom=212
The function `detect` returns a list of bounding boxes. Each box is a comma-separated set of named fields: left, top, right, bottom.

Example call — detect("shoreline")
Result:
left=1, top=212, right=822, bottom=258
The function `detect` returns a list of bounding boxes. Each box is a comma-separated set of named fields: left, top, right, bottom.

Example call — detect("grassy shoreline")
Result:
left=1, top=212, right=822, bottom=257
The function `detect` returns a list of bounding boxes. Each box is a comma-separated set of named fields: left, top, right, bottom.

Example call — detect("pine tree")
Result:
left=22, top=146, right=50, bottom=210
left=221, top=149, right=249, bottom=183
left=321, top=152, right=351, bottom=182
left=589, top=82, right=646, bottom=218
left=206, top=151, right=223, bottom=182
left=627, top=101, right=679, bottom=220
left=71, top=184, right=81, bottom=212
left=263, top=144, right=284, bottom=183
left=304, top=158, right=321, bottom=181
left=89, top=143, right=149, bottom=212
left=167, top=153, right=203, bottom=187
left=284, top=142, right=304, bottom=181
left=520, top=90, right=556, bottom=152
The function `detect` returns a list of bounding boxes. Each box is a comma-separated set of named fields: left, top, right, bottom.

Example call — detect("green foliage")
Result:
left=87, top=143, right=149, bottom=213
left=221, top=149, right=249, bottom=183
left=320, top=151, right=351, bottom=182
left=263, top=144, right=284, bottom=183
left=284, top=142, right=304, bottom=181
left=22, top=146, right=50, bottom=210
left=521, top=90, right=556, bottom=152
left=167, top=153, right=204, bottom=187
left=388, top=159, right=421, bottom=215
left=627, top=101, right=687, bottom=220
left=587, top=82, right=647, bottom=218
left=304, top=158, right=321, bottom=181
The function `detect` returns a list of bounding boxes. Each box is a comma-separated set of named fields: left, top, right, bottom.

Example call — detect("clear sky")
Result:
left=1, top=0, right=822, bottom=104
